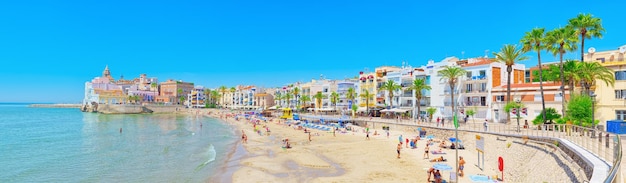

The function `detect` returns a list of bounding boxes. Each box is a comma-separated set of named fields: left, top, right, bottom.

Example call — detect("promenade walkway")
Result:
left=300, top=114, right=621, bottom=183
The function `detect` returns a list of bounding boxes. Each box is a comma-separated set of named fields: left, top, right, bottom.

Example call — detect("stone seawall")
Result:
left=144, top=105, right=180, bottom=113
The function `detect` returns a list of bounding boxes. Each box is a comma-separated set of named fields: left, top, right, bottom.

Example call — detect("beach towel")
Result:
left=432, top=163, right=452, bottom=171
left=432, top=151, right=446, bottom=154
left=469, top=175, right=497, bottom=183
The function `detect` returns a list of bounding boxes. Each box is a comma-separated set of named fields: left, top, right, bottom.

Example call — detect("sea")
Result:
left=0, top=103, right=238, bottom=182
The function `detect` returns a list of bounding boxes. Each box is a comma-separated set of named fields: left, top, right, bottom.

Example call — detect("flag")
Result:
left=454, top=114, right=459, bottom=129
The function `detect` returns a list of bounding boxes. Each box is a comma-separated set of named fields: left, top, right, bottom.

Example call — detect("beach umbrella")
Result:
left=448, top=137, right=462, bottom=143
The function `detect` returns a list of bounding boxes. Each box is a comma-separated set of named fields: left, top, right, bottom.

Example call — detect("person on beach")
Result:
left=441, top=118, right=445, bottom=127
left=405, top=138, right=409, bottom=148
left=366, top=131, right=370, bottom=140
left=436, top=117, right=440, bottom=126
left=241, top=130, right=248, bottom=144
left=333, top=128, right=336, bottom=137
left=397, top=143, right=402, bottom=158
left=484, top=119, right=488, bottom=132
left=459, top=156, right=466, bottom=177
left=308, top=132, right=312, bottom=142
left=434, top=169, right=442, bottom=183
left=424, top=144, right=430, bottom=159
left=386, top=130, right=389, bottom=138
left=427, top=167, right=435, bottom=182
left=430, top=156, right=446, bottom=162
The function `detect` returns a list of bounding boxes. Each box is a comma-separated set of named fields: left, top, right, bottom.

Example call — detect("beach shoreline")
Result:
left=193, top=108, right=586, bottom=182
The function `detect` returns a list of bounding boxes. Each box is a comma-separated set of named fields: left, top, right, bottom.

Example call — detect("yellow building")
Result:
left=357, top=71, right=378, bottom=111
left=586, top=45, right=626, bottom=129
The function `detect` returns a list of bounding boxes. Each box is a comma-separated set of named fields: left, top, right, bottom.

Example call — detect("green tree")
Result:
left=219, top=86, right=227, bottom=107
left=532, top=108, right=561, bottom=125
left=578, top=61, right=614, bottom=95
left=313, top=92, right=324, bottom=109
left=504, top=101, right=525, bottom=131
left=210, top=90, right=220, bottom=105
left=545, top=26, right=578, bottom=116
left=293, top=87, right=300, bottom=109
left=177, top=88, right=185, bottom=105
left=284, top=91, right=293, bottom=108
left=521, top=27, right=548, bottom=124
left=346, top=87, right=356, bottom=105
left=493, top=44, right=528, bottom=123
left=566, top=94, right=597, bottom=127
left=351, top=104, right=358, bottom=117
left=381, top=80, right=401, bottom=108
left=359, top=89, right=375, bottom=116
left=330, top=91, right=339, bottom=109
left=427, top=107, right=437, bottom=123
left=299, top=95, right=311, bottom=110
left=568, top=13, right=605, bottom=62
left=179, top=96, right=186, bottom=106
left=438, top=65, right=466, bottom=180
left=466, top=108, right=476, bottom=123
left=275, top=92, right=283, bottom=107
left=407, top=78, right=431, bottom=120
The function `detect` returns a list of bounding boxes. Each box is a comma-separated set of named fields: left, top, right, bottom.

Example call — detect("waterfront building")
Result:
left=187, top=86, right=207, bottom=108
left=231, top=85, right=257, bottom=110
left=585, top=45, right=626, bottom=129
left=426, top=57, right=460, bottom=118
left=455, top=57, right=525, bottom=122
left=356, top=71, right=379, bottom=113
left=336, top=80, right=357, bottom=112
left=491, top=83, right=566, bottom=124
left=382, top=63, right=415, bottom=115
left=155, top=79, right=194, bottom=105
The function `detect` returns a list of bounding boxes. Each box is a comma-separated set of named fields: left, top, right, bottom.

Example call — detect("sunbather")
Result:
left=430, top=156, right=446, bottom=162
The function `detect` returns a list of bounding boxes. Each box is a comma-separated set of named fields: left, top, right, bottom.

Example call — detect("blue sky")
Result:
left=1, top=0, right=625, bottom=103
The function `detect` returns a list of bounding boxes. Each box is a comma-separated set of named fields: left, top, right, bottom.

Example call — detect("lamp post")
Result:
left=516, top=99, right=521, bottom=133
left=591, top=92, right=597, bottom=138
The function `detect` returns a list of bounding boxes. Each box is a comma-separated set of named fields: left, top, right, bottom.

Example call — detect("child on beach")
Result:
left=459, top=156, right=465, bottom=177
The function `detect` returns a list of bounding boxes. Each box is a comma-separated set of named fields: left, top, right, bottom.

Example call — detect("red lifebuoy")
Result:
left=498, top=156, right=504, bottom=171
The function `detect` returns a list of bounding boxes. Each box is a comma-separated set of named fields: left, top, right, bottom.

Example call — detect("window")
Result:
left=616, top=71, right=626, bottom=80
left=616, top=90, right=626, bottom=99
left=617, top=110, right=626, bottom=120
left=466, top=84, right=473, bottom=92
left=480, top=70, right=486, bottom=77
left=466, top=72, right=472, bottom=78
left=496, top=95, right=504, bottom=102
left=480, top=83, right=487, bottom=92
left=534, top=94, right=542, bottom=102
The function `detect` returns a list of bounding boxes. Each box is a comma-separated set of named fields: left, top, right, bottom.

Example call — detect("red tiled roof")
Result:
left=462, top=58, right=494, bottom=67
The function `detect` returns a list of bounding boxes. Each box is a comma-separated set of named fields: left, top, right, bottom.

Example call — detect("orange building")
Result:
left=155, top=79, right=194, bottom=105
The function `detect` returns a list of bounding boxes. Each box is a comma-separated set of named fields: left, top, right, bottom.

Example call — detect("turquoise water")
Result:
left=0, top=104, right=237, bottom=182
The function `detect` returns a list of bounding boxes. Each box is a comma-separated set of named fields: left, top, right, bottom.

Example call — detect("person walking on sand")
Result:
left=427, top=167, right=435, bottom=182
left=308, top=132, right=312, bottom=142
left=424, top=144, right=430, bottom=159
left=397, top=143, right=402, bottom=158
left=366, top=131, right=370, bottom=140
left=459, top=156, right=466, bottom=177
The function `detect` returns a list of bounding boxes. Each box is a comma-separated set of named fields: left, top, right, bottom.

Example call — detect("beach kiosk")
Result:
left=280, top=108, right=293, bottom=119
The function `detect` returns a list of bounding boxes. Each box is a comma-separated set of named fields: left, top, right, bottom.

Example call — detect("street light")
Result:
left=591, top=92, right=597, bottom=138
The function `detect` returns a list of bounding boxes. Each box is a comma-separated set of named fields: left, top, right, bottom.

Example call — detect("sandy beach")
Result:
left=195, top=109, right=586, bottom=183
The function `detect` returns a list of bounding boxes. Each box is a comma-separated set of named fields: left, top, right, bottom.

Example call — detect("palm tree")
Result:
left=578, top=62, right=615, bottom=95
left=218, top=86, right=227, bottom=108
left=177, top=88, right=184, bottom=105
left=313, top=92, right=324, bottom=109
left=546, top=60, right=581, bottom=94
left=284, top=91, right=293, bottom=108
left=381, top=80, right=401, bottom=108
left=359, top=89, right=375, bottom=116
left=407, top=78, right=431, bottom=121
left=437, top=65, right=466, bottom=181
left=293, top=87, right=300, bottom=109
left=521, top=27, right=548, bottom=124
left=330, top=91, right=339, bottom=109
left=299, top=95, right=311, bottom=112
left=229, top=87, right=236, bottom=107
left=568, top=13, right=605, bottom=62
left=545, top=26, right=578, bottom=116
left=210, top=90, right=221, bottom=105
left=493, top=44, right=529, bottom=123
left=346, top=87, right=356, bottom=105
left=204, top=89, right=211, bottom=106
left=275, top=92, right=283, bottom=107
